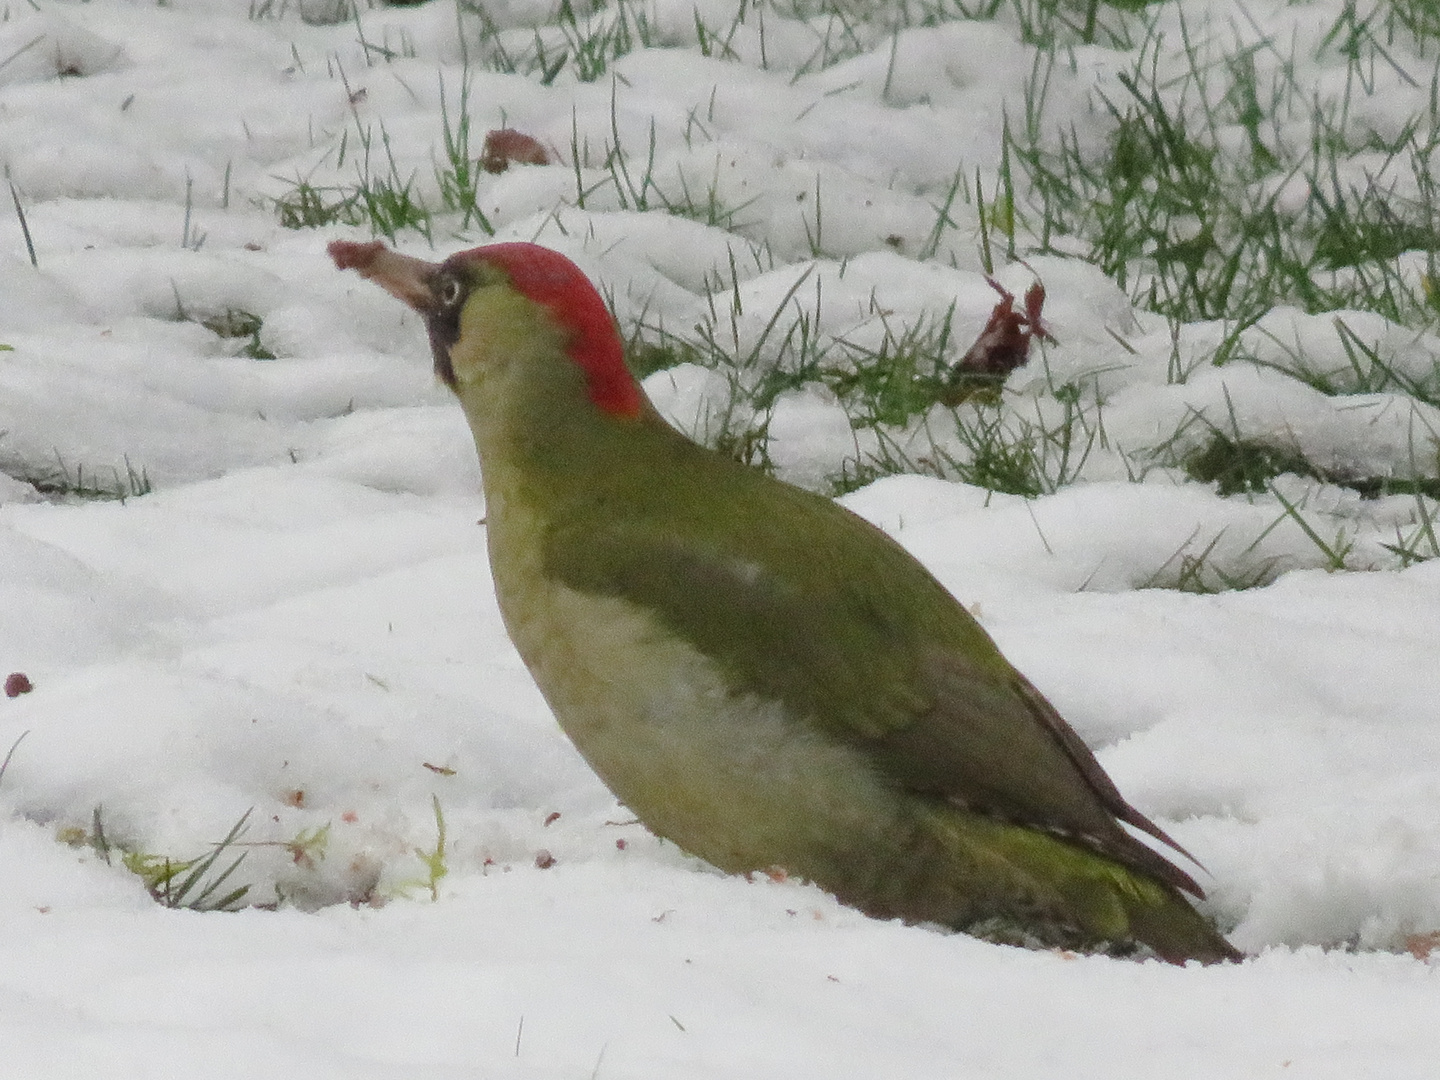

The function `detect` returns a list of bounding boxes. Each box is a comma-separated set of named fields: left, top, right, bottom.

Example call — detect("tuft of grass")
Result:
left=1137, top=527, right=1284, bottom=594
left=202, top=308, right=276, bottom=360
left=552, top=0, right=656, bottom=84
left=346, top=120, right=433, bottom=243
left=1241, top=316, right=1440, bottom=408
left=434, top=74, right=496, bottom=235
left=421, top=795, right=449, bottom=900
left=826, top=386, right=1104, bottom=498
left=270, top=65, right=435, bottom=241
left=272, top=175, right=363, bottom=229
left=943, top=385, right=1101, bottom=497
left=821, top=306, right=958, bottom=427
left=1381, top=492, right=1440, bottom=565
left=459, top=0, right=656, bottom=84
left=569, top=85, right=770, bottom=235
left=1184, top=431, right=1323, bottom=497
left=15, top=451, right=152, bottom=502
left=58, top=809, right=353, bottom=911
left=111, top=809, right=255, bottom=912
left=1267, top=482, right=1356, bottom=572
left=403, top=795, right=449, bottom=902
left=272, top=133, right=430, bottom=241
left=1165, top=410, right=1440, bottom=503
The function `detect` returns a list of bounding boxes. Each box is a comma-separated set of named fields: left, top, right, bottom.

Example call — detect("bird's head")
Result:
left=329, top=240, right=644, bottom=421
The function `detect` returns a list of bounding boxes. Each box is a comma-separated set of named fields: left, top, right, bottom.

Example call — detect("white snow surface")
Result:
left=2, top=0, right=1439, bottom=1075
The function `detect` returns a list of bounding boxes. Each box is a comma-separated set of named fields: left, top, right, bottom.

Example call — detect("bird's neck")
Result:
left=452, top=347, right=683, bottom=609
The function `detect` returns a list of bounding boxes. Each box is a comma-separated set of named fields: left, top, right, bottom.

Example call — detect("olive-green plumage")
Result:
left=331, top=238, right=1241, bottom=964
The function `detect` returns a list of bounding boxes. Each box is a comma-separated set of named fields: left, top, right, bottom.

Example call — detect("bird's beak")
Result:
left=328, top=240, right=440, bottom=313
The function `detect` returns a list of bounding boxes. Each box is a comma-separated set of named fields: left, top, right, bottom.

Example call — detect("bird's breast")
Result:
left=484, top=501, right=908, bottom=877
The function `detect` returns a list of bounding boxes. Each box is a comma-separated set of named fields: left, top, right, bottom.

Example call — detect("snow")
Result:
left=2, top=0, right=1439, bottom=1074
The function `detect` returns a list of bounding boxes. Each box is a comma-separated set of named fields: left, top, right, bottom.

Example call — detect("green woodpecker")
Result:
left=330, top=239, right=1240, bottom=964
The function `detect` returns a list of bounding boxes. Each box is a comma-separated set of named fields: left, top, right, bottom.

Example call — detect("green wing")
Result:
left=543, top=458, right=1202, bottom=898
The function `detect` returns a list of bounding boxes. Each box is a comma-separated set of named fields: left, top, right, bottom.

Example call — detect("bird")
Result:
left=330, top=238, right=1241, bottom=964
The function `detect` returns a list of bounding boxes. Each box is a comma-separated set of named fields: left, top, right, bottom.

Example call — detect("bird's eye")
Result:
left=434, top=274, right=463, bottom=309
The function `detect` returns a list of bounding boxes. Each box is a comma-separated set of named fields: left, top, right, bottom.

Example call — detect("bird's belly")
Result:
left=504, top=578, right=911, bottom=879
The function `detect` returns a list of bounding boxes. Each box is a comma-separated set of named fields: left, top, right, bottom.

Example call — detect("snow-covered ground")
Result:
left=2, top=0, right=1439, bottom=1074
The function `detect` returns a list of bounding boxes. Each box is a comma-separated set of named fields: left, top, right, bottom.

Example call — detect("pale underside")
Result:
left=486, top=475, right=913, bottom=880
